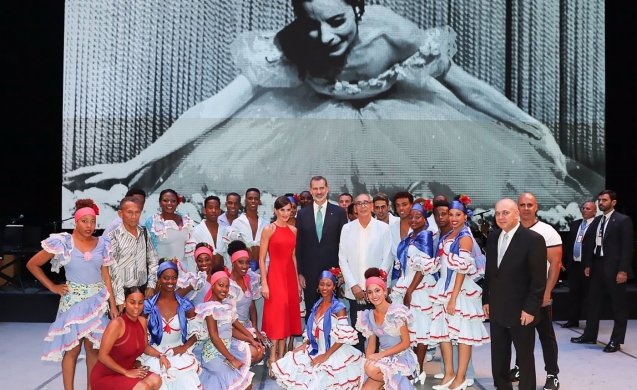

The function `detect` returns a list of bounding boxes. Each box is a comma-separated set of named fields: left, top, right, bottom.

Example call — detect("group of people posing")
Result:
left=28, top=175, right=633, bottom=390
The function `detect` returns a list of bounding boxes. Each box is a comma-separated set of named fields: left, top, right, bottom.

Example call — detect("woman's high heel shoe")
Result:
left=432, top=377, right=455, bottom=390
left=449, top=379, right=469, bottom=390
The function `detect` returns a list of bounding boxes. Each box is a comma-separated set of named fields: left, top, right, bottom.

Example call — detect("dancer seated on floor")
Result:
left=227, top=240, right=269, bottom=363
left=91, top=286, right=163, bottom=390
left=195, top=266, right=263, bottom=390
left=140, top=260, right=202, bottom=389
left=272, top=269, right=364, bottom=389
left=356, top=267, right=418, bottom=390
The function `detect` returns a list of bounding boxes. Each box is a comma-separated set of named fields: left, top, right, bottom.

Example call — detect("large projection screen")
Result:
left=61, top=0, right=605, bottom=228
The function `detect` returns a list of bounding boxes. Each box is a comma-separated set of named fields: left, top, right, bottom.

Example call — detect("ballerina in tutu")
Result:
left=196, top=266, right=263, bottom=390
left=140, top=260, right=202, bottom=389
left=26, top=198, right=115, bottom=390
left=227, top=240, right=267, bottom=364
left=389, top=201, right=440, bottom=385
left=64, top=0, right=592, bottom=209
left=272, top=269, right=363, bottom=389
left=429, top=195, right=489, bottom=390
left=356, top=267, right=418, bottom=390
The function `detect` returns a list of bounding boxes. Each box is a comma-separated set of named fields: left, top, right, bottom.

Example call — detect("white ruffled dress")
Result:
left=429, top=239, right=490, bottom=346
left=40, top=233, right=112, bottom=361
left=356, top=303, right=418, bottom=390
left=273, top=313, right=363, bottom=389
left=195, top=300, right=254, bottom=390
left=390, top=244, right=440, bottom=346
left=140, top=315, right=202, bottom=390
left=145, top=213, right=196, bottom=273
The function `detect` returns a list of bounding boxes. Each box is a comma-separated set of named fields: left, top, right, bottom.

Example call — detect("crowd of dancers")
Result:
left=27, top=174, right=499, bottom=390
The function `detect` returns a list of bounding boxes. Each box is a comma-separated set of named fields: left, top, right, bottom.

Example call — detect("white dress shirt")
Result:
left=339, top=218, right=391, bottom=300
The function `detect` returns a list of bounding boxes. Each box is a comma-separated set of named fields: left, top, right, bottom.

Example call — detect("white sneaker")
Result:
left=466, top=378, right=474, bottom=387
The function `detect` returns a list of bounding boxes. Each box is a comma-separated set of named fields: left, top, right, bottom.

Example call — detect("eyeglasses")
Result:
left=354, top=201, right=372, bottom=207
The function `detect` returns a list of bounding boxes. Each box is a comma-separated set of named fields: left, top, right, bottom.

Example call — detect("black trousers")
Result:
left=515, top=305, right=559, bottom=375
left=347, top=298, right=373, bottom=352
left=566, top=260, right=589, bottom=323
left=582, top=256, right=628, bottom=343
left=490, top=319, right=536, bottom=390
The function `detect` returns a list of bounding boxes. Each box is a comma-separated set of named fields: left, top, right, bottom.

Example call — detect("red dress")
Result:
left=90, top=314, right=146, bottom=390
left=262, top=224, right=302, bottom=339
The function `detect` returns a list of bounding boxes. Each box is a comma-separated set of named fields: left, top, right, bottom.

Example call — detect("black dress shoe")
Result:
left=570, top=336, right=596, bottom=344
left=560, top=321, right=578, bottom=328
left=603, top=340, right=621, bottom=353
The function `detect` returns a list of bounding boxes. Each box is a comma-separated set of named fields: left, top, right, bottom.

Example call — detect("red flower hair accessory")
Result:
left=458, top=194, right=472, bottom=207
left=423, top=199, right=433, bottom=213
left=378, top=269, right=388, bottom=282
left=91, top=203, right=100, bottom=215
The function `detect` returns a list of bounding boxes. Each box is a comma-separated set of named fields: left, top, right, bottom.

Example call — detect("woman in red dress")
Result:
left=90, top=286, right=164, bottom=390
left=259, top=195, right=302, bottom=377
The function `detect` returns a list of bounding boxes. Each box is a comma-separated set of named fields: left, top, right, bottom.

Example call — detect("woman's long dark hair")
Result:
left=276, top=0, right=365, bottom=80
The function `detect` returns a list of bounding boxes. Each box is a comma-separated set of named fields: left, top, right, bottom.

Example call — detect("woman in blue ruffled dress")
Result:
left=145, top=189, right=196, bottom=275
left=195, top=267, right=263, bottom=390
left=141, top=260, right=202, bottom=390
left=356, top=267, right=417, bottom=390
left=389, top=202, right=439, bottom=385
left=273, top=269, right=363, bottom=389
left=27, top=198, right=115, bottom=390
left=65, top=0, right=590, bottom=208
left=429, top=195, right=489, bottom=390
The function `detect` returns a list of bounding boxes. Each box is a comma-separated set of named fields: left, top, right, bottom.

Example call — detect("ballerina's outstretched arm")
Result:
left=64, top=75, right=257, bottom=188
left=440, top=64, right=566, bottom=175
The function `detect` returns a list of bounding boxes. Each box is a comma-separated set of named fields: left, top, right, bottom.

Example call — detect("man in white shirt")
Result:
left=511, top=192, right=563, bottom=390
left=372, top=192, right=398, bottom=224
left=339, top=193, right=392, bottom=351
left=227, top=188, right=267, bottom=261
left=217, top=192, right=241, bottom=228
left=190, top=195, right=226, bottom=267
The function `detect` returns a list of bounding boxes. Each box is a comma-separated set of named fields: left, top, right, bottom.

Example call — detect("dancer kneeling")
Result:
left=273, top=269, right=363, bottom=389
left=196, top=266, right=263, bottom=390
left=356, top=268, right=418, bottom=390
left=141, top=260, right=202, bottom=389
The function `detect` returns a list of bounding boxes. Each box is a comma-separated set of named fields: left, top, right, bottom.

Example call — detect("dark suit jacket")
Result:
left=582, top=211, right=634, bottom=278
left=296, top=202, right=348, bottom=283
left=563, top=219, right=583, bottom=267
left=482, top=226, right=547, bottom=327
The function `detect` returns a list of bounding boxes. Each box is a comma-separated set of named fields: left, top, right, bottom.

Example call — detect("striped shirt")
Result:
left=107, top=224, right=158, bottom=305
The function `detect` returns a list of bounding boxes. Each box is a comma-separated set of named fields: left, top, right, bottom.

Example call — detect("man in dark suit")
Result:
left=483, top=198, right=547, bottom=390
left=296, top=176, right=348, bottom=312
left=560, top=200, right=596, bottom=328
left=571, top=189, right=634, bottom=352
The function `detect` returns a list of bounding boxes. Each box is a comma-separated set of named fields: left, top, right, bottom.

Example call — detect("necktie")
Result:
left=595, top=215, right=607, bottom=256
left=497, top=233, right=508, bottom=267
left=573, top=220, right=587, bottom=260
left=316, top=205, right=323, bottom=241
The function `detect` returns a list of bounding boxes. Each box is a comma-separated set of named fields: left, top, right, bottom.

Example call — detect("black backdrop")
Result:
left=2, top=0, right=636, bottom=229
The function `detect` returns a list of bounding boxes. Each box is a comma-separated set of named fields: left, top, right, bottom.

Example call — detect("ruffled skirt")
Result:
left=141, top=350, right=202, bottom=390
left=42, top=281, right=110, bottom=361
left=272, top=345, right=363, bottom=389
left=429, top=276, right=490, bottom=346
left=199, top=339, right=254, bottom=390
left=154, top=80, right=598, bottom=209
left=390, top=273, right=437, bottom=346
left=366, top=348, right=418, bottom=390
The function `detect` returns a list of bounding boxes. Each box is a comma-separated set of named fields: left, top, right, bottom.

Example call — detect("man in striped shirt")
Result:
left=107, top=196, right=159, bottom=312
